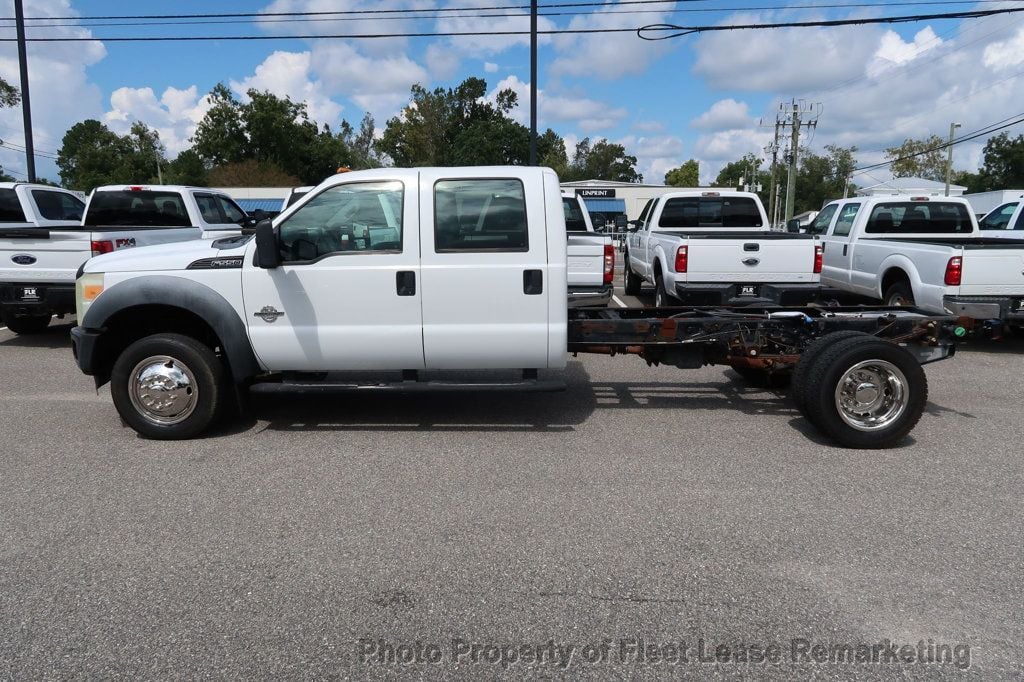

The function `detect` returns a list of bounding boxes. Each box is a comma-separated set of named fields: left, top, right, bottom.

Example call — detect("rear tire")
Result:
left=110, top=333, right=228, bottom=440
left=884, top=281, right=915, bottom=307
left=654, top=273, right=672, bottom=308
left=802, top=336, right=927, bottom=449
left=791, top=330, right=873, bottom=417
left=623, top=253, right=642, bottom=296
left=4, top=314, right=52, bottom=335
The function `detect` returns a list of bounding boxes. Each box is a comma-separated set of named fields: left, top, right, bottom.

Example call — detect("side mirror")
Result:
left=254, top=219, right=281, bottom=269
left=786, top=219, right=801, bottom=233
left=614, top=215, right=628, bottom=230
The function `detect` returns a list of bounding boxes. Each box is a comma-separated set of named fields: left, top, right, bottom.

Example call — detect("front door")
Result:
left=242, top=173, right=424, bottom=371
left=418, top=170, right=551, bottom=369
left=821, top=202, right=860, bottom=288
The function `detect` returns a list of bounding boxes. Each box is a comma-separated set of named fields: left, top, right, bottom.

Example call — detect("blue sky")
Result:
left=2, top=0, right=1024, bottom=187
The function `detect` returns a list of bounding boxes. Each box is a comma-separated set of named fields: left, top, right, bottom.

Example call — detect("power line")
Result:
left=1, top=0, right=1012, bottom=28
left=638, top=6, right=1024, bottom=40
left=3, top=6, right=1024, bottom=42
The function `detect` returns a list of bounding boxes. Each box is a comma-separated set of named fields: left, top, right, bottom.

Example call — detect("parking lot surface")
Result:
left=1, top=307, right=1022, bottom=677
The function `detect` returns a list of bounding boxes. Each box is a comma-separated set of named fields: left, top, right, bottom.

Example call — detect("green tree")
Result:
left=884, top=135, right=947, bottom=181
left=562, top=138, right=642, bottom=182
left=347, top=113, right=383, bottom=170
left=0, top=76, right=20, bottom=108
left=191, top=83, right=248, bottom=167
left=713, top=154, right=772, bottom=206
left=57, top=119, right=148, bottom=190
left=664, top=159, right=699, bottom=187
left=207, top=160, right=301, bottom=187
left=537, top=129, right=569, bottom=177
left=977, top=132, right=1024, bottom=189
left=794, top=144, right=858, bottom=213
left=164, top=149, right=208, bottom=186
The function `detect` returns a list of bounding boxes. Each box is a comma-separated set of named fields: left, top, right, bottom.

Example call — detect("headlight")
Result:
left=75, top=272, right=104, bottom=322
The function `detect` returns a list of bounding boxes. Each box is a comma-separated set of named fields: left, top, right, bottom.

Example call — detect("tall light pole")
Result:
left=528, top=0, right=538, bottom=166
left=14, top=0, right=36, bottom=182
left=945, top=122, right=961, bottom=196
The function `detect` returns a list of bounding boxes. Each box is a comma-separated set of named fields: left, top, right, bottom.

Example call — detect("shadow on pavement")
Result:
left=0, top=321, right=74, bottom=350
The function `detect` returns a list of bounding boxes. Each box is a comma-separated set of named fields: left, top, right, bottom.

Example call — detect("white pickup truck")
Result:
left=0, top=185, right=245, bottom=334
left=623, top=190, right=822, bottom=307
left=813, top=195, right=1024, bottom=323
left=0, top=182, right=85, bottom=228
left=977, top=200, right=1024, bottom=238
left=66, top=167, right=968, bottom=449
left=563, top=191, right=613, bottom=307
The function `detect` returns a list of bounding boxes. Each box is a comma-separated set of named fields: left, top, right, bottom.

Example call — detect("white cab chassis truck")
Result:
left=71, top=167, right=965, bottom=449
left=812, top=195, right=1024, bottom=324
left=623, top=190, right=822, bottom=307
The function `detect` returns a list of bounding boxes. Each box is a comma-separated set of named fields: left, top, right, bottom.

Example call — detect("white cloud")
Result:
left=310, top=43, right=429, bottom=121
left=633, top=120, right=666, bottom=133
left=486, top=76, right=626, bottom=133
left=690, top=99, right=754, bottom=132
left=230, top=50, right=343, bottom=126
left=867, top=27, right=942, bottom=78
left=0, top=0, right=106, bottom=179
left=433, top=0, right=556, bottom=56
left=425, top=44, right=461, bottom=81
left=550, top=3, right=675, bottom=79
left=103, top=86, right=211, bottom=156
left=484, top=62, right=499, bottom=73
left=983, top=26, right=1024, bottom=71
left=694, top=129, right=771, bottom=185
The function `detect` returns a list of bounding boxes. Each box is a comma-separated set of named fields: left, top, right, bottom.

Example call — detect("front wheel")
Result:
left=110, top=333, right=229, bottom=440
left=4, top=314, right=52, bottom=335
left=802, top=336, right=927, bottom=449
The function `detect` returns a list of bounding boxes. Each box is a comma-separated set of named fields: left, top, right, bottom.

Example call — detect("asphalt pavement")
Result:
left=1, top=301, right=1022, bottom=678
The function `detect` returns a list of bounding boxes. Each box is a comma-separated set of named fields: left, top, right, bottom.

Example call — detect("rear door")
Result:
left=820, top=203, right=858, bottom=286
left=419, top=170, right=551, bottom=369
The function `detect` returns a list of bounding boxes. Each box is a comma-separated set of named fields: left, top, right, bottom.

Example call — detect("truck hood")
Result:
left=82, top=234, right=252, bottom=274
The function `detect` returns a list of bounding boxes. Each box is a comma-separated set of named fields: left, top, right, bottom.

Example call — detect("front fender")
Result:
left=82, top=275, right=260, bottom=384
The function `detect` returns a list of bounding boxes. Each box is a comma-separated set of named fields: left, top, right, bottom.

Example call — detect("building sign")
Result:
left=576, top=188, right=616, bottom=198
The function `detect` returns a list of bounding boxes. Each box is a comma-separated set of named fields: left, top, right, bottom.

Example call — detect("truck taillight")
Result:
left=91, top=240, right=114, bottom=256
left=603, top=244, right=615, bottom=284
left=813, top=244, right=823, bottom=274
left=944, top=256, right=962, bottom=286
left=675, top=245, right=688, bottom=273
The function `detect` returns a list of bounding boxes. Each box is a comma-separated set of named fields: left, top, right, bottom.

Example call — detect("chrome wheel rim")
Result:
left=888, top=293, right=912, bottom=306
left=655, top=283, right=665, bottom=307
left=128, top=355, right=198, bottom=425
left=834, top=359, right=908, bottom=431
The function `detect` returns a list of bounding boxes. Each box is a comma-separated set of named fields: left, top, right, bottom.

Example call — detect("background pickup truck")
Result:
left=0, top=184, right=240, bottom=334
left=812, top=195, right=1024, bottom=322
left=977, top=200, right=1024, bottom=238
left=622, top=190, right=822, bottom=307
left=563, top=192, right=613, bottom=307
left=0, top=182, right=85, bottom=228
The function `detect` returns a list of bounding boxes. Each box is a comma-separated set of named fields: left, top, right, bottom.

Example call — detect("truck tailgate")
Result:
left=684, top=236, right=817, bottom=282
left=0, top=229, right=91, bottom=284
left=567, top=233, right=607, bottom=286
left=960, top=247, right=1024, bottom=295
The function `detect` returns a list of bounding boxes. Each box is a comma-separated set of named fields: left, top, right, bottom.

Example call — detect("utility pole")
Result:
left=528, top=0, right=538, bottom=166
left=945, top=121, right=961, bottom=196
left=14, top=0, right=36, bottom=183
left=763, top=111, right=782, bottom=228
left=781, top=99, right=819, bottom=222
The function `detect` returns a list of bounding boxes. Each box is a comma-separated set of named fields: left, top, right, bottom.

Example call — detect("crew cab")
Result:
left=812, top=195, right=1024, bottom=322
left=977, top=200, right=1024, bottom=239
left=622, top=190, right=821, bottom=307
left=563, top=192, right=613, bottom=307
left=69, top=167, right=964, bottom=449
left=0, top=185, right=238, bottom=334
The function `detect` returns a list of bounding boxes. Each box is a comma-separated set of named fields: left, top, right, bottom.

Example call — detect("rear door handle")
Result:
left=523, top=269, right=543, bottom=295
left=843, top=244, right=848, bottom=256
left=396, top=271, right=416, bottom=296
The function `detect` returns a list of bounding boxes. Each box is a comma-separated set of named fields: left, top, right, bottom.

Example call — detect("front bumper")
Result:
left=943, top=295, right=1024, bottom=322
left=0, top=282, right=75, bottom=318
left=70, top=325, right=102, bottom=375
left=672, top=282, right=821, bottom=306
left=568, top=284, right=613, bottom=308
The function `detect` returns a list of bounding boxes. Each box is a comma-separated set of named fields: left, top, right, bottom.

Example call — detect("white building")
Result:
left=559, top=179, right=710, bottom=221
left=856, top=177, right=966, bottom=197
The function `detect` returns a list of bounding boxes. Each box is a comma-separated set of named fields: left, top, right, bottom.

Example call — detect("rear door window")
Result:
left=658, top=196, right=763, bottom=228
left=864, top=202, right=973, bottom=234
left=832, top=203, right=861, bottom=237
left=0, top=189, right=27, bottom=222
left=562, top=197, right=588, bottom=232
left=31, top=190, right=85, bottom=221
left=434, top=179, right=528, bottom=252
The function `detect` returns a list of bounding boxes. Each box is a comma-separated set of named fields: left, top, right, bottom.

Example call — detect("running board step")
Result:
left=249, top=379, right=566, bottom=394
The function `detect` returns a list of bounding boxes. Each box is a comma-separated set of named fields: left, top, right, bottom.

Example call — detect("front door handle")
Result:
left=523, top=269, right=543, bottom=295
left=396, top=271, right=416, bottom=296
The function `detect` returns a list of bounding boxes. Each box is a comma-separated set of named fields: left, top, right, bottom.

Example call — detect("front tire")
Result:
left=802, top=336, right=927, bottom=449
left=4, top=314, right=52, bottom=335
left=110, top=333, right=228, bottom=440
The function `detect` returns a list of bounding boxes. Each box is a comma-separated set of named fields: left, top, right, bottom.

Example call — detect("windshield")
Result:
left=85, top=190, right=192, bottom=227
left=562, top=197, right=589, bottom=232
left=979, top=203, right=1018, bottom=230
left=864, top=202, right=973, bottom=234
left=658, top=196, right=763, bottom=228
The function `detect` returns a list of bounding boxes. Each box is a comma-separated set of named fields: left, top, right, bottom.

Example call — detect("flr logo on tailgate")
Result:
left=115, top=238, right=136, bottom=249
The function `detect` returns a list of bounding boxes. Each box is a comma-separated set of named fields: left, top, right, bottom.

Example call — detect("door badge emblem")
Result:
left=254, top=306, right=284, bottom=323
